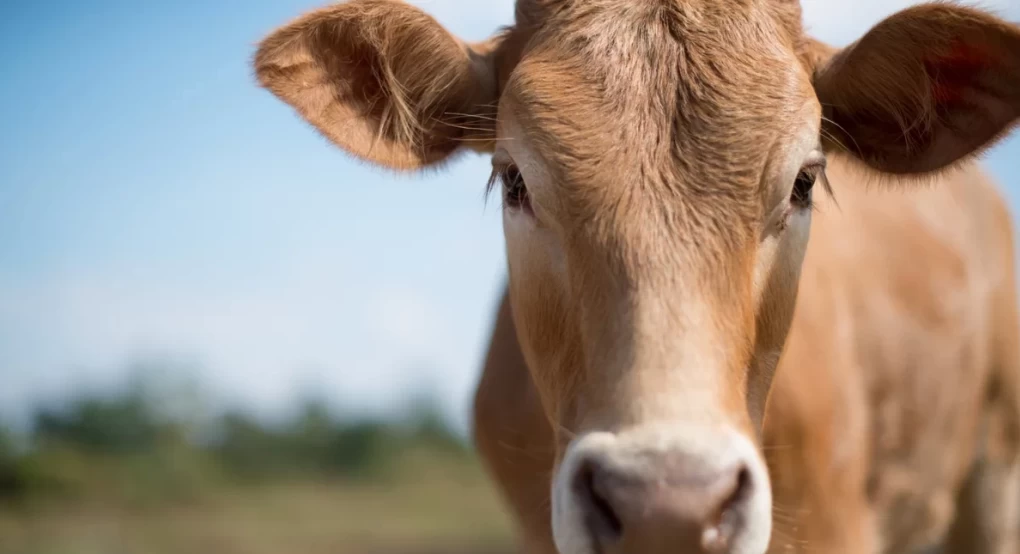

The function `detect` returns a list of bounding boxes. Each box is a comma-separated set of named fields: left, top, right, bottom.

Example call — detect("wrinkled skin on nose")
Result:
left=575, top=453, right=753, bottom=553
left=554, top=428, right=774, bottom=554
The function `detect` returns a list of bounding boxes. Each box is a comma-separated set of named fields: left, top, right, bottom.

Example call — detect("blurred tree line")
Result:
left=0, top=362, right=471, bottom=508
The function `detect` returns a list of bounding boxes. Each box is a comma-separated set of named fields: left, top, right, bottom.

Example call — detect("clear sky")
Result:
left=2, top=0, right=1019, bottom=429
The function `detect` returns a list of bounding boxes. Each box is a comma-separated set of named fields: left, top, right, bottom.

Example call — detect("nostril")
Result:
left=573, top=460, right=623, bottom=543
left=703, top=466, right=754, bottom=551
left=735, top=466, right=753, bottom=501
left=723, top=466, right=753, bottom=513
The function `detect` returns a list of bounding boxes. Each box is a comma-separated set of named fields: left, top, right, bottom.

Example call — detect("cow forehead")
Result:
left=498, top=1, right=814, bottom=229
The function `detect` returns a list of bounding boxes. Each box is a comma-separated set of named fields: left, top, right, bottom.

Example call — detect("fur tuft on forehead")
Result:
left=488, top=0, right=823, bottom=275
left=500, top=0, right=810, bottom=209
left=508, top=0, right=830, bottom=83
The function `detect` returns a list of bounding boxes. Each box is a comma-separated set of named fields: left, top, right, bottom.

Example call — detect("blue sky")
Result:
left=1, top=1, right=1018, bottom=429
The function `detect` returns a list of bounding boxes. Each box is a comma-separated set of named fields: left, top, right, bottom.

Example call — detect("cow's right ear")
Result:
left=254, top=0, right=503, bottom=171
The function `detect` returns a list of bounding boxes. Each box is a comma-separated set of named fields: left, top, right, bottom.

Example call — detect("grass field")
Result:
left=0, top=376, right=521, bottom=554
left=0, top=449, right=516, bottom=554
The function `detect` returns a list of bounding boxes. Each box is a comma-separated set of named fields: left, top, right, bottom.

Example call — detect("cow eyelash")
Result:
left=791, top=170, right=816, bottom=208
left=791, top=163, right=829, bottom=210
left=488, top=163, right=531, bottom=212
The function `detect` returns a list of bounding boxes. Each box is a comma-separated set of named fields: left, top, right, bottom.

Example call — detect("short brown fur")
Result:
left=254, top=1, right=1020, bottom=552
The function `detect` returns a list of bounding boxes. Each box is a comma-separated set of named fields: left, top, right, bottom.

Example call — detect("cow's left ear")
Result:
left=813, top=4, right=1020, bottom=175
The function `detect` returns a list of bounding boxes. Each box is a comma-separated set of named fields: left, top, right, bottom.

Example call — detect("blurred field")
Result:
left=0, top=369, right=516, bottom=554
left=0, top=456, right=513, bottom=554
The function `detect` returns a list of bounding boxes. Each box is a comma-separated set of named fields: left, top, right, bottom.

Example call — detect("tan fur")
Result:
left=759, top=160, right=1020, bottom=552
left=253, top=1, right=1020, bottom=552
left=476, top=158, right=1020, bottom=554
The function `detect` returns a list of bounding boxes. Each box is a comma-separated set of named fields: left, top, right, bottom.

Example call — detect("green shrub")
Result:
left=0, top=373, right=475, bottom=506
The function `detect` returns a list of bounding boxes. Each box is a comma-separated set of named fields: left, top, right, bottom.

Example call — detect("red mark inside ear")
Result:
left=927, top=39, right=999, bottom=106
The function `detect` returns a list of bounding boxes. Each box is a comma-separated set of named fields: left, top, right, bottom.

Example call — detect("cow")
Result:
left=252, top=0, right=1020, bottom=552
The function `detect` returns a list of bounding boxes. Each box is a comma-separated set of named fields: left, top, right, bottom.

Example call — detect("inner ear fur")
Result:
left=812, top=3, right=1020, bottom=176
left=254, top=0, right=504, bottom=170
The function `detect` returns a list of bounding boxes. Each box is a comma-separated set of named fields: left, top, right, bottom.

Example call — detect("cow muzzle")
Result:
left=552, top=424, right=772, bottom=554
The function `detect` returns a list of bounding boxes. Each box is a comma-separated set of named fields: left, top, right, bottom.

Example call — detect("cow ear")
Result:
left=254, top=0, right=502, bottom=171
left=813, top=4, right=1020, bottom=175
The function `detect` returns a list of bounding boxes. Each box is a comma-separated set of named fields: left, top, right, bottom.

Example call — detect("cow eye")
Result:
left=791, top=169, right=817, bottom=208
left=501, top=165, right=530, bottom=211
